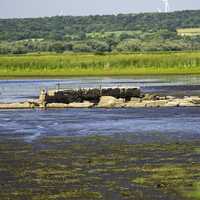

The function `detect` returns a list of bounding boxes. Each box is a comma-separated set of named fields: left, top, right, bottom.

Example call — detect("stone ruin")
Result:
left=39, top=87, right=141, bottom=104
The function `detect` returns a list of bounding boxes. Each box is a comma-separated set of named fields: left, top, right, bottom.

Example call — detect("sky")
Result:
left=0, top=0, right=199, bottom=19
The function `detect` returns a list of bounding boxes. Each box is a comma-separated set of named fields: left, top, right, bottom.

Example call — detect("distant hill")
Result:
left=0, top=10, right=200, bottom=41
left=0, top=10, right=200, bottom=54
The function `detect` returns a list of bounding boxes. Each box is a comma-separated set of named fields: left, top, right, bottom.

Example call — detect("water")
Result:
left=1, top=75, right=200, bottom=102
left=0, top=75, right=200, bottom=142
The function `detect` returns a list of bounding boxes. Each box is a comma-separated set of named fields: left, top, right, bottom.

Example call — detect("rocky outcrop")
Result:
left=46, top=103, right=69, bottom=108
left=67, top=101, right=94, bottom=108
left=96, top=96, right=200, bottom=108
left=1, top=90, right=200, bottom=109
left=96, top=96, right=125, bottom=108
left=46, top=101, right=94, bottom=108
left=0, top=102, right=37, bottom=109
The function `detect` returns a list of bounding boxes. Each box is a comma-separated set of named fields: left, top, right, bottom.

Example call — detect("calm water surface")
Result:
left=0, top=75, right=200, bottom=142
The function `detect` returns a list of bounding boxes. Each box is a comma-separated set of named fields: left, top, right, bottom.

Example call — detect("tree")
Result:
left=72, top=43, right=92, bottom=52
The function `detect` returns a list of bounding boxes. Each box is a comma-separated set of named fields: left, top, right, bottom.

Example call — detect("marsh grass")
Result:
left=0, top=52, right=200, bottom=76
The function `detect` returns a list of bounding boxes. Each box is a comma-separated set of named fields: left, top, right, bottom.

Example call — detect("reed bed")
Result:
left=0, top=52, right=200, bottom=76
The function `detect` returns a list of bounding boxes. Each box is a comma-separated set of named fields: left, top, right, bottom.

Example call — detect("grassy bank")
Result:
left=0, top=135, right=200, bottom=200
left=0, top=52, right=200, bottom=77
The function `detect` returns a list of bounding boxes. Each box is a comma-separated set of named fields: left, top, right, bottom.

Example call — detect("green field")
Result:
left=0, top=52, right=200, bottom=77
left=177, top=28, right=200, bottom=36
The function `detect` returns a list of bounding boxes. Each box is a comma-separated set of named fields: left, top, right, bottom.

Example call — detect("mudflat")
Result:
left=0, top=135, right=200, bottom=200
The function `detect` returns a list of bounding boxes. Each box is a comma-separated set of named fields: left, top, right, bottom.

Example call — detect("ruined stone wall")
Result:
left=44, top=88, right=141, bottom=104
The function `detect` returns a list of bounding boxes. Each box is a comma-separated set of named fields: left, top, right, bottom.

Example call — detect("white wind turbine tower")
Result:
left=161, top=0, right=170, bottom=13
left=58, top=10, right=64, bottom=16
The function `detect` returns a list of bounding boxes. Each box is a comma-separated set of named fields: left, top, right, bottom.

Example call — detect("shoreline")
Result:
left=0, top=73, right=200, bottom=80
left=0, top=71, right=200, bottom=78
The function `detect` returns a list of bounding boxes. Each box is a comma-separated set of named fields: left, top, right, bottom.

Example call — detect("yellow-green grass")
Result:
left=177, top=28, right=200, bottom=36
left=0, top=52, right=200, bottom=77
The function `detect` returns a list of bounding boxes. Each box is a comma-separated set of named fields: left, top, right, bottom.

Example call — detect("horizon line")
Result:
left=0, top=9, right=199, bottom=20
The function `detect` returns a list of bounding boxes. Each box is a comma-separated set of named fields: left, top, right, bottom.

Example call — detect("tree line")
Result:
left=0, top=10, right=200, bottom=54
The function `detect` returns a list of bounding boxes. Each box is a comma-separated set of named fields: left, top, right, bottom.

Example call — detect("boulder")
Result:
left=68, top=101, right=94, bottom=108
left=158, top=96, right=167, bottom=100
left=144, top=100, right=169, bottom=108
left=163, top=100, right=180, bottom=107
left=46, top=101, right=94, bottom=108
left=0, top=102, right=35, bottom=109
left=166, top=96, right=176, bottom=100
left=125, top=101, right=146, bottom=108
left=178, top=98, right=197, bottom=107
left=179, top=102, right=196, bottom=107
left=130, top=97, right=141, bottom=102
left=183, top=96, right=200, bottom=105
left=126, top=100, right=168, bottom=108
left=46, top=103, right=69, bottom=108
left=142, top=93, right=159, bottom=101
left=97, top=96, right=125, bottom=108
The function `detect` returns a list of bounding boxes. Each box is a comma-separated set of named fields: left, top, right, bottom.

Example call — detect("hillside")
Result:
left=0, top=10, right=200, bottom=54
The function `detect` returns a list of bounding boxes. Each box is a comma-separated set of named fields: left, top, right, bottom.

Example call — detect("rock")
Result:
left=164, top=98, right=198, bottom=107
left=179, top=102, right=196, bottom=107
left=125, top=101, right=146, bottom=108
left=46, top=101, right=94, bottom=108
left=0, top=102, right=35, bottom=109
left=178, top=99, right=197, bottom=107
left=166, top=96, right=176, bottom=100
left=142, top=93, right=159, bottom=101
left=164, top=100, right=180, bottom=107
left=46, top=103, right=69, bottom=108
left=144, top=100, right=169, bottom=108
left=130, top=97, right=141, bottom=102
left=158, top=96, right=167, bottom=100
left=183, top=96, right=200, bottom=104
left=68, top=101, right=94, bottom=108
left=97, top=96, right=125, bottom=108
left=113, top=98, right=125, bottom=108
left=28, top=100, right=40, bottom=108
left=125, top=100, right=168, bottom=108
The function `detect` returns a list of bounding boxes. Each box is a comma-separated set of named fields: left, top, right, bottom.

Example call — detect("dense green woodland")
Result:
left=0, top=10, right=200, bottom=54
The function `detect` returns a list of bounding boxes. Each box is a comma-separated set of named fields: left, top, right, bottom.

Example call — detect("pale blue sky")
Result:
left=0, top=0, right=199, bottom=18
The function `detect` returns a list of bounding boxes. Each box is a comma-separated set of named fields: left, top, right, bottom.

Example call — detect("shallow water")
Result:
left=0, top=107, right=200, bottom=142
left=0, top=75, right=200, bottom=142
left=0, top=75, right=200, bottom=102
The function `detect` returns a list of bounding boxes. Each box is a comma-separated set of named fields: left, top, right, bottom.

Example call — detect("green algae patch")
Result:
left=185, top=182, right=200, bottom=199
left=0, top=135, right=200, bottom=200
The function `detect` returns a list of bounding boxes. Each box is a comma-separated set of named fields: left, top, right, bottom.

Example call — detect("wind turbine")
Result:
left=161, top=0, right=170, bottom=13
left=157, top=8, right=162, bottom=13
left=58, top=10, right=64, bottom=16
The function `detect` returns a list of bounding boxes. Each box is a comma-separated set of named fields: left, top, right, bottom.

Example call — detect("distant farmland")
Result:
left=177, top=28, right=200, bottom=36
